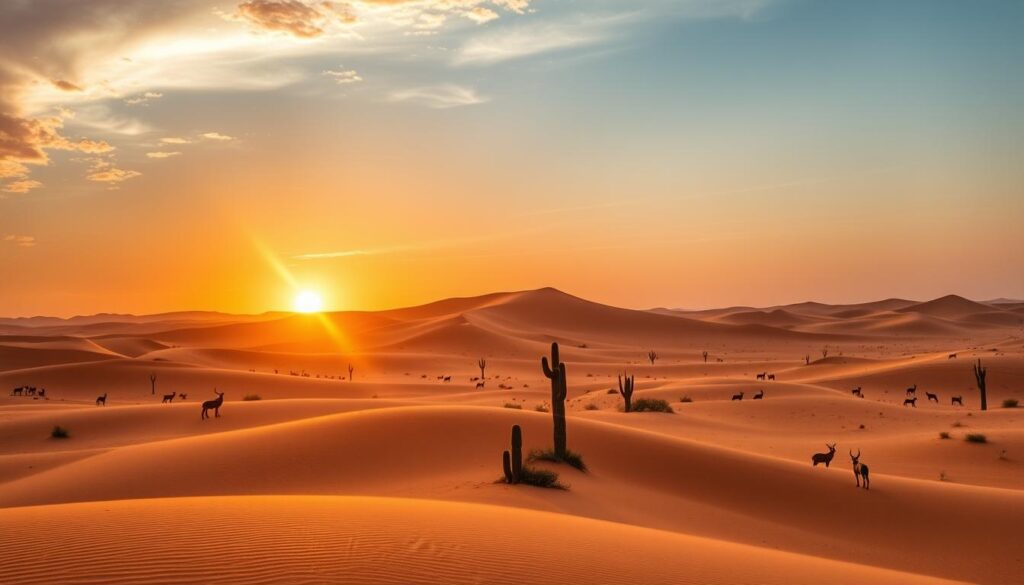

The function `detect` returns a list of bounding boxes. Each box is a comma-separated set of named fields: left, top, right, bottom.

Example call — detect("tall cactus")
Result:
left=974, top=359, right=988, bottom=411
left=478, top=358, right=487, bottom=379
left=618, top=373, right=635, bottom=413
left=541, top=342, right=568, bottom=458
left=648, top=350, right=658, bottom=365
left=502, top=424, right=523, bottom=484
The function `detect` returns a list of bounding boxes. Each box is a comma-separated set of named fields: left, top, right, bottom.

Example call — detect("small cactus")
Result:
left=648, top=350, right=658, bottom=365
left=618, top=373, right=635, bottom=413
left=974, top=359, right=988, bottom=411
left=502, top=424, right=523, bottom=484
left=348, top=363, right=354, bottom=381
left=478, top=357, right=487, bottom=379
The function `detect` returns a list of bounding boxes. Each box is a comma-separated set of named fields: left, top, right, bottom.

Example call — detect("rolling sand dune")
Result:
left=1, top=288, right=1022, bottom=584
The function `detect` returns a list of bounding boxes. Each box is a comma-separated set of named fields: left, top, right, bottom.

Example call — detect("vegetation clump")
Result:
left=939, top=431, right=950, bottom=440
left=965, top=433, right=987, bottom=444
left=632, top=398, right=674, bottom=413
left=1002, top=399, right=1018, bottom=408
left=51, top=426, right=69, bottom=439
left=529, top=448, right=586, bottom=472
left=502, top=425, right=565, bottom=489
left=503, top=403, right=522, bottom=410
left=243, top=394, right=262, bottom=401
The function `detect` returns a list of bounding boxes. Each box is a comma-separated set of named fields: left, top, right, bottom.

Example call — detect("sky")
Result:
left=1, top=0, right=1022, bottom=317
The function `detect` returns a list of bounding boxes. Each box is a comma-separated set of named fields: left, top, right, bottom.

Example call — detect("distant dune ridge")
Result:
left=1, top=288, right=1022, bottom=584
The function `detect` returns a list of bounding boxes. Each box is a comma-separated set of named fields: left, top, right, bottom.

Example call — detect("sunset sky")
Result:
left=1, top=0, right=1022, bottom=317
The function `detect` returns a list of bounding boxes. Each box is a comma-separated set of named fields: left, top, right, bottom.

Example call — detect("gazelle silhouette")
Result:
left=162, top=391, right=177, bottom=403
left=96, top=393, right=107, bottom=406
left=851, top=386, right=862, bottom=397
left=850, top=449, right=870, bottom=489
left=812, top=443, right=837, bottom=467
left=767, top=374, right=775, bottom=381
left=951, top=395, right=963, bottom=406
left=756, top=372, right=766, bottom=380
left=731, top=391, right=744, bottom=401
left=903, top=396, right=917, bottom=407
left=753, top=389, right=764, bottom=400
left=906, top=384, right=917, bottom=395
left=926, top=392, right=938, bottom=403
left=201, top=391, right=224, bottom=419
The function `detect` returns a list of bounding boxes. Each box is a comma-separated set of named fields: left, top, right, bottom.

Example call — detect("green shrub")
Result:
left=51, top=425, right=69, bottom=439
left=632, top=398, right=674, bottom=413
left=1002, top=399, right=1019, bottom=408
left=243, top=394, right=261, bottom=401
left=965, top=433, right=987, bottom=444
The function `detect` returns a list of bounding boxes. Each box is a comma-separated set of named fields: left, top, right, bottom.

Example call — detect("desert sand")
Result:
left=2, top=288, right=1022, bottom=584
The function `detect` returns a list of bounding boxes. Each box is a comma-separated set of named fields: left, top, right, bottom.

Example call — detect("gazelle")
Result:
left=475, top=381, right=485, bottom=389
left=850, top=449, right=870, bottom=489
left=731, top=391, right=744, bottom=401
left=756, top=372, right=766, bottom=380
left=812, top=443, right=837, bottom=467
left=906, top=384, right=917, bottom=395
left=201, top=390, right=224, bottom=420
left=96, top=393, right=107, bottom=406
left=851, top=386, right=863, bottom=397
left=753, top=389, right=764, bottom=400
left=903, top=396, right=917, bottom=407
left=767, top=374, right=775, bottom=381
left=951, top=395, right=963, bottom=406
left=926, top=392, right=938, bottom=403
left=162, top=391, right=177, bottom=403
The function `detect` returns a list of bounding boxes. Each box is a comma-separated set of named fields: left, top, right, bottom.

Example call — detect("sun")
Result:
left=293, top=290, right=324, bottom=313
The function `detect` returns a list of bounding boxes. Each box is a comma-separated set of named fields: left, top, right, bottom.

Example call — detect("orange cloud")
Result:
left=52, top=79, right=82, bottom=92
left=3, top=234, right=36, bottom=247
left=236, top=0, right=356, bottom=37
left=2, top=179, right=42, bottom=194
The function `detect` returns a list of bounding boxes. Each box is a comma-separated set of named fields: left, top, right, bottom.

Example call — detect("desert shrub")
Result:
left=518, top=467, right=566, bottom=489
left=534, top=403, right=549, bottom=413
left=51, top=425, right=69, bottom=439
left=939, top=431, right=950, bottom=440
left=606, top=388, right=617, bottom=394
left=632, top=398, right=674, bottom=413
left=1002, top=399, right=1019, bottom=408
left=952, top=421, right=964, bottom=428
left=965, top=433, right=987, bottom=444
left=503, top=403, right=522, bottom=410
left=584, top=403, right=599, bottom=411
left=243, top=394, right=261, bottom=401
left=529, top=448, right=587, bottom=472
left=679, top=396, right=693, bottom=403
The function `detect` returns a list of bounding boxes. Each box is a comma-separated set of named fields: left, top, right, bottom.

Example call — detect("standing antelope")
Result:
left=812, top=443, right=837, bottom=467
left=926, top=392, right=938, bottom=403
left=475, top=381, right=485, bottom=389
left=11, top=387, right=23, bottom=396
left=731, top=391, right=744, bottom=401
left=850, top=449, right=870, bottom=489
left=903, top=396, right=917, bottom=407
left=906, top=384, right=917, bottom=395
left=162, top=391, right=177, bottom=403
left=948, top=353, right=957, bottom=359
left=756, top=372, right=766, bottom=380
left=96, top=393, right=107, bottom=406
left=851, top=386, right=863, bottom=397
left=201, top=391, right=224, bottom=419
left=753, top=389, right=764, bottom=400
left=951, top=395, right=963, bottom=406
left=767, top=374, right=776, bottom=381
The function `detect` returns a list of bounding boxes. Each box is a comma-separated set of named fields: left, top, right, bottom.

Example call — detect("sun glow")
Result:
left=294, top=290, right=324, bottom=313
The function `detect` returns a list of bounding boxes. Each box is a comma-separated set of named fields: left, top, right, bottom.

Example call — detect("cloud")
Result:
left=388, top=84, right=487, bottom=108
left=146, top=151, right=181, bottom=159
left=202, top=132, right=235, bottom=141
left=456, top=13, right=630, bottom=65
left=2, top=179, right=43, bottom=194
left=52, top=79, right=82, bottom=92
left=161, top=137, right=192, bottom=144
left=236, top=0, right=356, bottom=38
left=0, top=111, right=113, bottom=163
left=465, top=7, right=499, bottom=24
left=124, top=91, right=163, bottom=105
left=86, top=159, right=140, bottom=183
left=3, top=234, right=36, bottom=247
left=322, top=68, right=362, bottom=84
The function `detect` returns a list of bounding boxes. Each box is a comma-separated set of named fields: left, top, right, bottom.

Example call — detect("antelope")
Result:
left=201, top=390, right=224, bottom=419
left=443, top=376, right=451, bottom=383
left=812, top=443, right=837, bottom=467
left=948, top=353, right=957, bottom=359
left=732, top=391, right=744, bottom=401
left=37, top=388, right=46, bottom=398
left=767, top=374, right=776, bottom=381
left=906, top=384, right=917, bottom=395
left=851, top=386, right=863, bottom=397
left=475, top=381, right=485, bottom=389
left=903, top=396, right=917, bottom=407
left=850, top=449, right=870, bottom=489
left=926, top=392, right=938, bottom=403
left=753, top=389, right=764, bottom=400
left=951, top=395, right=963, bottom=406
left=756, top=372, right=766, bottom=381
left=96, top=393, right=107, bottom=406
left=162, top=391, right=177, bottom=403
left=11, top=387, right=23, bottom=396
left=26, top=387, right=36, bottom=396
left=179, top=393, right=188, bottom=400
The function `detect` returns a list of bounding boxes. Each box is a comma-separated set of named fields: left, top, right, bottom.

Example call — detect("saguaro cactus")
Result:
left=541, top=342, right=568, bottom=458
left=974, top=359, right=988, bottom=411
left=618, top=373, right=635, bottom=413
left=702, top=350, right=708, bottom=363
left=648, top=350, right=658, bottom=365
left=149, top=373, right=157, bottom=395
left=502, top=424, right=523, bottom=484
left=348, top=363, right=354, bottom=381
left=478, top=358, right=487, bottom=379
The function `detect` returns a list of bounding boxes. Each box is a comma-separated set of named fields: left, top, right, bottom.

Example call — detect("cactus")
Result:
left=478, top=358, right=487, bottom=379
left=348, top=363, right=354, bottom=381
left=149, top=372, right=157, bottom=395
left=702, top=350, right=708, bottom=363
left=502, top=424, right=523, bottom=484
left=618, top=373, right=635, bottom=413
left=974, top=359, right=988, bottom=411
left=648, top=350, right=658, bottom=365
left=541, top=342, right=568, bottom=458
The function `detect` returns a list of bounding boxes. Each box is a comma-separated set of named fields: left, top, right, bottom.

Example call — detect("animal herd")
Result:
left=811, top=443, right=870, bottom=489
left=90, top=389, right=224, bottom=419
left=9, top=386, right=45, bottom=398
left=755, top=372, right=776, bottom=381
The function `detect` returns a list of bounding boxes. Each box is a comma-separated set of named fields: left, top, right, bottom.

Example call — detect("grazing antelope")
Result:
left=926, top=392, right=938, bottom=403
left=11, top=387, right=23, bottom=396
left=96, top=393, right=107, bottom=406
left=903, top=396, right=917, bottom=407
left=906, top=384, right=917, bottom=395
left=179, top=393, right=187, bottom=400
left=951, top=395, right=963, bottom=406
left=850, top=449, right=870, bottom=489
left=753, top=389, right=764, bottom=400
left=756, top=372, right=766, bottom=380
left=767, top=374, right=776, bottom=381
left=851, top=386, right=863, bottom=397
left=731, top=391, right=744, bottom=401
left=201, top=391, right=224, bottom=419
left=812, top=443, right=837, bottom=467
left=162, top=391, right=177, bottom=403
left=948, top=353, right=957, bottom=359
left=38, top=389, right=46, bottom=398
left=475, top=381, right=485, bottom=389
left=26, top=387, right=36, bottom=396
left=443, top=376, right=451, bottom=383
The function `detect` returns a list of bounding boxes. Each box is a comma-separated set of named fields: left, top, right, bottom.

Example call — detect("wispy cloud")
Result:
left=388, top=84, right=488, bottom=109
left=322, top=67, right=362, bottom=84
left=146, top=151, right=181, bottom=159
left=3, top=234, right=36, bottom=247
left=455, top=12, right=636, bottom=65
left=201, top=132, right=235, bottom=141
